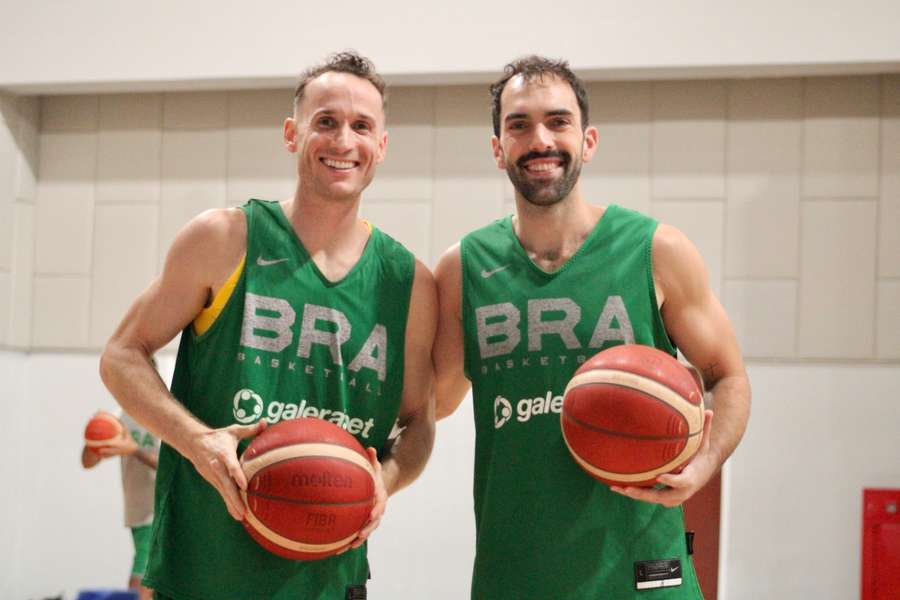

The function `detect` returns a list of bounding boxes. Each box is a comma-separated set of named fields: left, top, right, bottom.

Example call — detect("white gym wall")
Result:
left=1, top=2, right=898, bottom=598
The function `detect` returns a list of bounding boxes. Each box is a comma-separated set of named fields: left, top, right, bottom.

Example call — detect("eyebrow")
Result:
left=504, top=108, right=575, bottom=122
left=312, top=108, right=377, bottom=123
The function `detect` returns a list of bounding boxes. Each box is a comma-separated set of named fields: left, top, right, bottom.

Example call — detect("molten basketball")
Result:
left=240, top=418, right=375, bottom=560
left=84, top=412, right=123, bottom=451
left=561, top=344, right=704, bottom=487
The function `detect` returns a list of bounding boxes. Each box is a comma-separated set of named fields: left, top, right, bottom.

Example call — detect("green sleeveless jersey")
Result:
left=461, top=205, right=703, bottom=600
left=145, top=199, right=415, bottom=600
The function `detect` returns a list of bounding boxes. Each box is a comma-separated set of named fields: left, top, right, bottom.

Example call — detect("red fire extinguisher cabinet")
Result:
left=862, top=488, right=900, bottom=600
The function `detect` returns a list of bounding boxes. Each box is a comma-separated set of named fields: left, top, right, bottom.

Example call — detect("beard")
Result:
left=505, top=149, right=582, bottom=207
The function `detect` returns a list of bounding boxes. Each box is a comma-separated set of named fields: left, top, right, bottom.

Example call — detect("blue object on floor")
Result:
left=75, top=590, right=138, bottom=600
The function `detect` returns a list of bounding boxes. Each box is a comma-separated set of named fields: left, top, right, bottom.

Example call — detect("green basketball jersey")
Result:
left=461, top=205, right=703, bottom=599
left=144, top=199, right=415, bottom=600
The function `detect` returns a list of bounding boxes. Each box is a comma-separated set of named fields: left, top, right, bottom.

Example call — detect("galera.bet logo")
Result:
left=494, top=395, right=512, bottom=429
left=233, top=388, right=263, bottom=424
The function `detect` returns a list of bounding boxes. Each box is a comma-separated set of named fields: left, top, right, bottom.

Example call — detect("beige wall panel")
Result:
left=432, top=85, right=503, bottom=259
left=0, top=272, right=9, bottom=344
left=96, top=95, right=163, bottom=205
left=583, top=82, right=651, bottom=213
left=368, top=87, right=434, bottom=202
left=431, top=179, right=503, bottom=260
left=0, top=95, right=16, bottom=271
left=726, top=79, right=802, bottom=279
left=31, top=276, right=90, bottom=347
left=38, top=131, right=96, bottom=181
left=876, top=281, right=900, bottom=358
left=228, top=89, right=292, bottom=128
left=361, top=201, right=431, bottom=265
left=651, top=80, right=726, bottom=199
left=434, top=86, right=495, bottom=177
left=99, top=93, right=162, bottom=129
left=35, top=131, right=97, bottom=275
left=34, top=186, right=94, bottom=275
left=803, top=76, right=880, bottom=198
left=96, top=129, right=161, bottom=205
left=226, top=126, right=293, bottom=207
left=650, top=200, right=725, bottom=296
left=163, top=91, right=228, bottom=130
left=41, top=95, right=98, bottom=132
left=798, top=200, right=877, bottom=357
left=89, top=204, right=159, bottom=347
left=10, top=202, right=33, bottom=347
left=879, top=75, right=900, bottom=278
left=723, top=280, right=797, bottom=357
left=14, top=97, right=40, bottom=201
left=159, top=129, right=227, bottom=268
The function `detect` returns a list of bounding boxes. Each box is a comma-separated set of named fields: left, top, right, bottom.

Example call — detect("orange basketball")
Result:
left=239, top=418, right=375, bottom=560
left=84, top=412, right=123, bottom=452
left=561, top=344, right=704, bottom=487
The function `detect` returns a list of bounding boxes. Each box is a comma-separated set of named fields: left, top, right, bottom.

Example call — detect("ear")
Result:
left=491, top=135, right=506, bottom=170
left=376, top=130, right=388, bottom=165
left=581, top=126, right=599, bottom=163
left=283, top=117, right=298, bottom=153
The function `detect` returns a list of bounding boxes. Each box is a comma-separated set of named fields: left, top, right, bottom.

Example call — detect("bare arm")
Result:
left=351, top=259, right=438, bottom=547
left=99, top=208, right=264, bottom=521
left=380, top=259, right=439, bottom=494
left=132, top=448, right=159, bottom=470
left=81, top=446, right=101, bottom=469
left=433, top=244, right=471, bottom=420
left=612, top=224, right=751, bottom=507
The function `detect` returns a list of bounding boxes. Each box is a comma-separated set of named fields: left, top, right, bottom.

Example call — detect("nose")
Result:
left=530, top=123, right=554, bottom=151
left=332, top=122, right=352, bottom=151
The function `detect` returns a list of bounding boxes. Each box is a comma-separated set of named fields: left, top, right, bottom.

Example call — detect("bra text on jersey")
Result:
left=475, top=295, right=635, bottom=359
left=240, top=293, right=388, bottom=381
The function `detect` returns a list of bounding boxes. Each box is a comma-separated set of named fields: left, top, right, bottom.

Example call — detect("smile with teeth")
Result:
left=524, top=160, right=561, bottom=173
left=321, top=157, right=357, bottom=170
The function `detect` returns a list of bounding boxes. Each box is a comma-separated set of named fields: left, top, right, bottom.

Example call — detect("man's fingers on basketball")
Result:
left=227, top=457, right=248, bottom=491
left=216, top=470, right=246, bottom=520
left=204, top=457, right=245, bottom=520
left=231, top=420, right=267, bottom=441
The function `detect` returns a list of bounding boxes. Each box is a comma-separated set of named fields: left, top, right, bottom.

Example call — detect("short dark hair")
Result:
left=293, top=50, right=386, bottom=112
left=490, top=55, right=589, bottom=136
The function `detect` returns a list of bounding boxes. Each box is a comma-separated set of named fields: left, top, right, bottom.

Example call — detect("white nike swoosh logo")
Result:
left=481, top=265, right=510, bottom=278
left=256, top=256, right=289, bottom=267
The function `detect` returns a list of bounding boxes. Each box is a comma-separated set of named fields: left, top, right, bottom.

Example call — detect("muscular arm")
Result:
left=613, top=224, right=751, bottom=506
left=380, top=260, right=439, bottom=494
left=351, top=260, right=438, bottom=548
left=433, top=244, right=471, bottom=420
left=99, top=208, right=263, bottom=520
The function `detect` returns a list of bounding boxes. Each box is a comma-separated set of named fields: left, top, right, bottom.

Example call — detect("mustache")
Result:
left=516, top=150, right=570, bottom=169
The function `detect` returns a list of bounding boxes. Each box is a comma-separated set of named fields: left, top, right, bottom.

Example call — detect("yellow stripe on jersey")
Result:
left=193, top=255, right=245, bottom=336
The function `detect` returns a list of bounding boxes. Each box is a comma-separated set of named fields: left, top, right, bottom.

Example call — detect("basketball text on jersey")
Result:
left=237, top=294, right=389, bottom=397
left=475, top=295, right=634, bottom=373
left=232, top=388, right=377, bottom=439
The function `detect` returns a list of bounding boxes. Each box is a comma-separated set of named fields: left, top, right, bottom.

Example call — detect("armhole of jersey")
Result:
left=459, top=239, right=472, bottom=381
left=646, top=222, right=677, bottom=356
left=193, top=255, right=245, bottom=336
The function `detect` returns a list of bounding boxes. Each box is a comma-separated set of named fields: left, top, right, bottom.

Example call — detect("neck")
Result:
left=283, top=182, right=366, bottom=255
left=512, top=186, right=603, bottom=269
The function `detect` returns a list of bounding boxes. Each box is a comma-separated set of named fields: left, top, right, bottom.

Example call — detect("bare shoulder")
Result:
left=163, top=207, right=247, bottom=289
left=410, top=258, right=437, bottom=306
left=434, top=243, right=462, bottom=282
left=652, top=223, right=709, bottom=303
